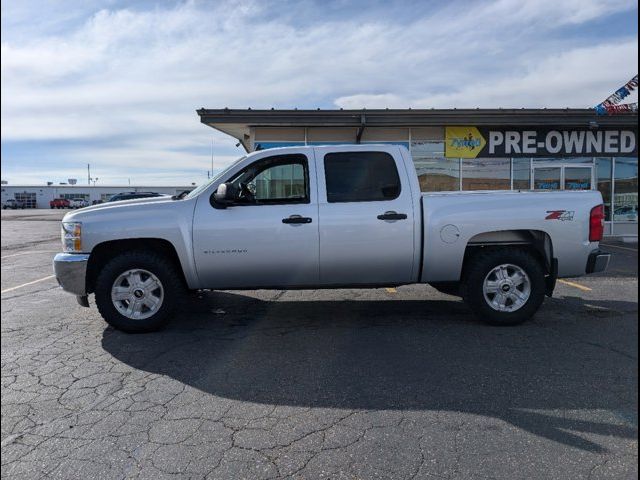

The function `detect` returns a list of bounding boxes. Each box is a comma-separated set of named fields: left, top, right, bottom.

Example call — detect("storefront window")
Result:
left=557, top=157, right=594, bottom=165
left=596, top=158, right=612, bottom=221
left=411, top=140, right=444, bottom=156
left=513, top=158, right=531, bottom=190
left=411, top=141, right=460, bottom=192
left=533, top=167, right=561, bottom=190
left=414, top=158, right=460, bottom=191
left=613, top=157, right=638, bottom=223
left=462, top=158, right=510, bottom=190
left=532, top=157, right=593, bottom=165
left=564, top=167, right=592, bottom=190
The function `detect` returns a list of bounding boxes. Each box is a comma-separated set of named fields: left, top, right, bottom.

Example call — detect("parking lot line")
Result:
left=601, top=243, right=638, bottom=253
left=558, top=279, right=592, bottom=292
left=1, top=275, right=56, bottom=294
left=385, top=287, right=397, bottom=293
left=1, top=250, right=56, bottom=259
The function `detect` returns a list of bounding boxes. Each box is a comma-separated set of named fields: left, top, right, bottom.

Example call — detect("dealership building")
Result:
left=198, top=108, right=639, bottom=238
left=0, top=185, right=194, bottom=209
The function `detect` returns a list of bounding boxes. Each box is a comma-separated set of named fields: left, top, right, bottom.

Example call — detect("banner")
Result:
left=594, top=74, right=638, bottom=115
left=444, top=126, right=638, bottom=158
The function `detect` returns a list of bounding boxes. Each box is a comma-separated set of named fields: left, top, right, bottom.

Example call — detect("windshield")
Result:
left=185, top=156, right=247, bottom=200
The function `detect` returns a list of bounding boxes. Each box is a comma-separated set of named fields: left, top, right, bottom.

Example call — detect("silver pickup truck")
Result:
left=54, top=145, right=610, bottom=332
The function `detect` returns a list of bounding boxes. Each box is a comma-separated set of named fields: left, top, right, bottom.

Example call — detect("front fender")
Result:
left=66, top=198, right=200, bottom=288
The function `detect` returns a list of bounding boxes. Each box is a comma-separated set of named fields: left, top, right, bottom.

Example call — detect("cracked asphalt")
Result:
left=1, top=209, right=638, bottom=479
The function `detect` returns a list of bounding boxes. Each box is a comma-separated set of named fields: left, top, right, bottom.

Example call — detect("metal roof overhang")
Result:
left=197, top=108, right=639, bottom=150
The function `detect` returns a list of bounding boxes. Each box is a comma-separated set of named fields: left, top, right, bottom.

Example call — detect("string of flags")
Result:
left=594, top=74, right=638, bottom=115
left=598, top=103, right=638, bottom=114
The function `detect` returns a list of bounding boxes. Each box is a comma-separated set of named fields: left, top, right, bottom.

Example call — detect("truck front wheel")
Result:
left=462, top=248, right=546, bottom=326
left=94, top=251, right=185, bottom=332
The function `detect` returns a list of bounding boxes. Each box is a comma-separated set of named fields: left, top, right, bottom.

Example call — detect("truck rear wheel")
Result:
left=94, top=251, right=184, bottom=332
left=462, top=248, right=546, bottom=326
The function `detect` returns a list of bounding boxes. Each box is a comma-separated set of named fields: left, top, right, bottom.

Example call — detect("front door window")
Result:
left=226, top=154, right=309, bottom=205
left=250, top=163, right=306, bottom=201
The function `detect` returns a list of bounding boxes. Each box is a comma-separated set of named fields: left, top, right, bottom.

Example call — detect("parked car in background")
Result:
left=50, top=198, right=70, bottom=209
left=54, top=145, right=610, bottom=333
left=108, top=192, right=166, bottom=202
left=2, top=199, right=26, bottom=209
left=69, top=198, right=90, bottom=209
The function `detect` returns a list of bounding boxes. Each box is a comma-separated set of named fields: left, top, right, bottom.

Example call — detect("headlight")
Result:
left=61, top=222, right=82, bottom=252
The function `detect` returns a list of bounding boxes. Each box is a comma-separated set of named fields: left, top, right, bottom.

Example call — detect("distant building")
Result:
left=1, top=185, right=195, bottom=209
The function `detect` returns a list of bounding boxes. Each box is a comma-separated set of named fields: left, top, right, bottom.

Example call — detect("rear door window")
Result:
left=324, top=152, right=401, bottom=203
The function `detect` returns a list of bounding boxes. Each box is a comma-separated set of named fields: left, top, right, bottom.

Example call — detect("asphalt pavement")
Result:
left=1, top=209, right=637, bottom=479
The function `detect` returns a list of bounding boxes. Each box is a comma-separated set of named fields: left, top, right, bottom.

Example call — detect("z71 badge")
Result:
left=545, top=210, right=575, bottom=221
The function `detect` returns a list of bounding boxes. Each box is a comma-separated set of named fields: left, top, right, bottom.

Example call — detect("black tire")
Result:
left=94, top=250, right=185, bottom=333
left=462, top=248, right=546, bottom=326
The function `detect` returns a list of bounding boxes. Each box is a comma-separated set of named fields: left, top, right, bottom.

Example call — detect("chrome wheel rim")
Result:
left=111, top=269, right=164, bottom=320
left=483, top=264, right=531, bottom=313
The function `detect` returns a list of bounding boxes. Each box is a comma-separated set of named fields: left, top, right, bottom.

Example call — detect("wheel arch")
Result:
left=462, top=229, right=557, bottom=296
left=86, top=238, right=188, bottom=294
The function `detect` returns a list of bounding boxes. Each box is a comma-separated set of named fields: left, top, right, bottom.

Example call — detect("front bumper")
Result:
left=53, top=253, right=90, bottom=296
left=586, top=250, right=611, bottom=274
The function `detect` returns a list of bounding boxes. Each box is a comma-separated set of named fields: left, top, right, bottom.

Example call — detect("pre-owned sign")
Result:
left=445, top=126, right=638, bottom=158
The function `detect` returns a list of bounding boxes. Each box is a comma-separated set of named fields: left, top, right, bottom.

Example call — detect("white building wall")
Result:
left=1, top=185, right=195, bottom=209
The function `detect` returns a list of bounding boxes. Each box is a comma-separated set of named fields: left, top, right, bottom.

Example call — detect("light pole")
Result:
left=87, top=164, right=99, bottom=186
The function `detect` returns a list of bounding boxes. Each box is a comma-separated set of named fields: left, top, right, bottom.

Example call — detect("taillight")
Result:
left=589, top=204, right=605, bottom=242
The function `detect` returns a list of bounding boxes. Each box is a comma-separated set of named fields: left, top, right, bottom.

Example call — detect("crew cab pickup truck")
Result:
left=53, top=145, right=610, bottom=332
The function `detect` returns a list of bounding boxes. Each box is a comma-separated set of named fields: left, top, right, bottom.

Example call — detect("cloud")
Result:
left=0, top=0, right=637, bottom=184
left=335, top=41, right=639, bottom=109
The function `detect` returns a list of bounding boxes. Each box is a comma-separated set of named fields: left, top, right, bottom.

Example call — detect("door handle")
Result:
left=377, top=211, right=407, bottom=221
left=282, top=215, right=312, bottom=224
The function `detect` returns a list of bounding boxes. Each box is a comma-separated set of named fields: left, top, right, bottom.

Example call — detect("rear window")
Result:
left=324, top=151, right=401, bottom=203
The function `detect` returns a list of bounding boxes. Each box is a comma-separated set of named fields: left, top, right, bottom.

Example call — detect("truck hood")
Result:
left=71, top=195, right=171, bottom=214
left=59, top=194, right=198, bottom=257
left=62, top=195, right=176, bottom=221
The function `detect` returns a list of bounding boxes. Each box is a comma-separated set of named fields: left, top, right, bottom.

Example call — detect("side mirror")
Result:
left=212, top=182, right=233, bottom=209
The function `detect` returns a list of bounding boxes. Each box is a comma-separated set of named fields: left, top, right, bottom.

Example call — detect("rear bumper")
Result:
left=53, top=253, right=90, bottom=296
left=586, top=250, right=611, bottom=274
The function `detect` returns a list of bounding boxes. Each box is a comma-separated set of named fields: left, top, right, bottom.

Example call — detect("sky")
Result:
left=1, top=0, right=638, bottom=186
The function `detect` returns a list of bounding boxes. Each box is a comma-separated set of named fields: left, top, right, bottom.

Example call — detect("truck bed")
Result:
left=420, top=190, right=603, bottom=282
